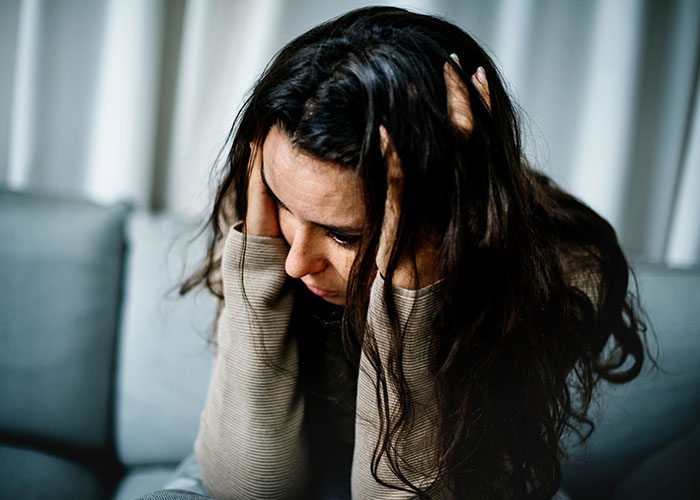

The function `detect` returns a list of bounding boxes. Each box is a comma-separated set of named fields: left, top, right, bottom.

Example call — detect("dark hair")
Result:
left=183, top=6, right=647, bottom=498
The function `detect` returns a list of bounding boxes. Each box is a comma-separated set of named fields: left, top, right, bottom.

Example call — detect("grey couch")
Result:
left=1, top=188, right=699, bottom=500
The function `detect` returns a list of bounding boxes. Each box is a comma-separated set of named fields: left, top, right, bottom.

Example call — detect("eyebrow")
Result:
left=259, top=161, right=365, bottom=235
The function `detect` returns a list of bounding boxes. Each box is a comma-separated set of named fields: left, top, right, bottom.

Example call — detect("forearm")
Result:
left=352, top=276, right=450, bottom=499
left=195, top=229, right=306, bottom=500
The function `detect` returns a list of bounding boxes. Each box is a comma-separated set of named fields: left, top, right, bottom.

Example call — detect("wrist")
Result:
left=379, top=245, right=441, bottom=290
left=244, top=212, right=280, bottom=237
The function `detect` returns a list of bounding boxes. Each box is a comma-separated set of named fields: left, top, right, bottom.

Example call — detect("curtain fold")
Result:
left=84, top=0, right=164, bottom=207
left=1, top=0, right=698, bottom=265
left=159, top=0, right=284, bottom=217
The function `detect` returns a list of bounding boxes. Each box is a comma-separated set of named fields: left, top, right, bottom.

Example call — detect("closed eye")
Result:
left=326, top=229, right=360, bottom=247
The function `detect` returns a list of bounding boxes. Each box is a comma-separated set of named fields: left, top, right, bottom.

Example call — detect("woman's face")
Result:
left=261, top=126, right=366, bottom=305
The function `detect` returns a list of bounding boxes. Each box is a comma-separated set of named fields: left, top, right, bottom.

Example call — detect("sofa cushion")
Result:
left=0, top=444, right=105, bottom=500
left=611, top=424, right=700, bottom=499
left=115, top=212, right=215, bottom=466
left=113, top=466, right=175, bottom=500
left=0, top=189, right=129, bottom=451
left=561, top=265, right=700, bottom=498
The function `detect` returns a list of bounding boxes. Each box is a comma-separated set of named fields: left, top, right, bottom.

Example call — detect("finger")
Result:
left=444, top=56, right=474, bottom=138
left=377, top=126, right=403, bottom=276
left=379, top=125, right=402, bottom=185
left=245, top=140, right=280, bottom=237
left=379, top=124, right=390, bottom=155
left=470, top=66, right=491, bottom=112
left=247, top=141, right=264, bottom=193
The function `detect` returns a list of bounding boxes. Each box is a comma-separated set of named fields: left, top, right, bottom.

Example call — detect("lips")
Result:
left=303, top=282, right=338, bottom=298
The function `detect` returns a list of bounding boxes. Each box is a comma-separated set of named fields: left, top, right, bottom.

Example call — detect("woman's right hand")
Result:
left=244, top=140, right=281, bottom=237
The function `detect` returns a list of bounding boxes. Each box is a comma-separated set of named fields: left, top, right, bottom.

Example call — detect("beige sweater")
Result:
left=194, top=227, right=446, bottom=499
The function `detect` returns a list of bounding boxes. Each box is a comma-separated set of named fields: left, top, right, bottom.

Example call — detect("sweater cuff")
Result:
left=366, top=273, right=442, bottom=371
left=371, top=272, right=444, bottom=308
left=223, top=222, right=289, bottom=271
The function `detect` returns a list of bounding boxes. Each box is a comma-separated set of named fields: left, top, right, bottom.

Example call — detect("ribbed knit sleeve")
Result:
left=352, top=275, right=450, bottom=499
left=194, top=228, right=307, bottom=500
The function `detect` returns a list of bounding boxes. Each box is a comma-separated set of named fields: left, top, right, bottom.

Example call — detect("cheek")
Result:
left=329, top=247, right=358, bottom=282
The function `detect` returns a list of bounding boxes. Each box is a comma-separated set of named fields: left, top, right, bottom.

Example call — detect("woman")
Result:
left=182, top=6, right=646, bottom=500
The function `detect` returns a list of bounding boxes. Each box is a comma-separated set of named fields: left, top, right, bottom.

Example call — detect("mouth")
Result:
left=303, top=282, right=338, bottom=298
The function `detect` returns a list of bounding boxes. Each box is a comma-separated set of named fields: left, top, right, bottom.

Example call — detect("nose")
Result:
left=284, top=227, right=328, bottom=279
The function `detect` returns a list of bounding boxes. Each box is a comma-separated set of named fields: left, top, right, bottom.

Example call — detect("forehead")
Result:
left=261, top=126, right=365, bottom=226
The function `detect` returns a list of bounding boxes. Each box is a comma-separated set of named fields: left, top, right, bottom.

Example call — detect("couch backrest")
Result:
left=561, top=264, right=700, bottom=497
left=114, top=211, right=215, bottom=466
left=0, top=189, right=129, bottom=453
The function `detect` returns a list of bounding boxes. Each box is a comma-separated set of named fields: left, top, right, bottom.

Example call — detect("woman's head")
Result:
left=187, top=6, right=647, bottom=498
left=220, top=6, right=523, bottom=303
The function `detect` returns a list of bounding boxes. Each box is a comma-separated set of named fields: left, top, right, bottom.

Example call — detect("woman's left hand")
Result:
left=376, top=126, right=441, bottom=289
left=376, top=59, right=491, bottom=289
left=444, top=55, right=491, bottom=138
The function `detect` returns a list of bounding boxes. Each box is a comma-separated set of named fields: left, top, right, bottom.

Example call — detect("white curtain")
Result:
left=1, top=0, right=698, bottom=265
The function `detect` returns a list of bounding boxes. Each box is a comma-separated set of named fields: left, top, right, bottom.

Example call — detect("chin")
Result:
left=322, top=295, right=346, bottom=306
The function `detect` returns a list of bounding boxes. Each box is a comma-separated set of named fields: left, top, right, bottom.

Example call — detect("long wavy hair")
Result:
left=183, top=6, right=647, bottom=499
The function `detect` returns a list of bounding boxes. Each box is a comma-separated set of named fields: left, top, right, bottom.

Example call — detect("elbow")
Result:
left=195, top=432, right=307, bottom=500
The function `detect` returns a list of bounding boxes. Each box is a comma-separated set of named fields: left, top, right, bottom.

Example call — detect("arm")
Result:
left=195, top=139, right=307, bottom=499
left=352, top=276, right=450, bottom=499
left=351, top=59, right=491, bottom=497
left=194, top=228, right=306, bottom=500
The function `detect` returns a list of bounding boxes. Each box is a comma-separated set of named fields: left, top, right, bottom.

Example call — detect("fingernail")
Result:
left=476, top=66, right=486, bottom=84
left=450, top=53, right=460, bottom=65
